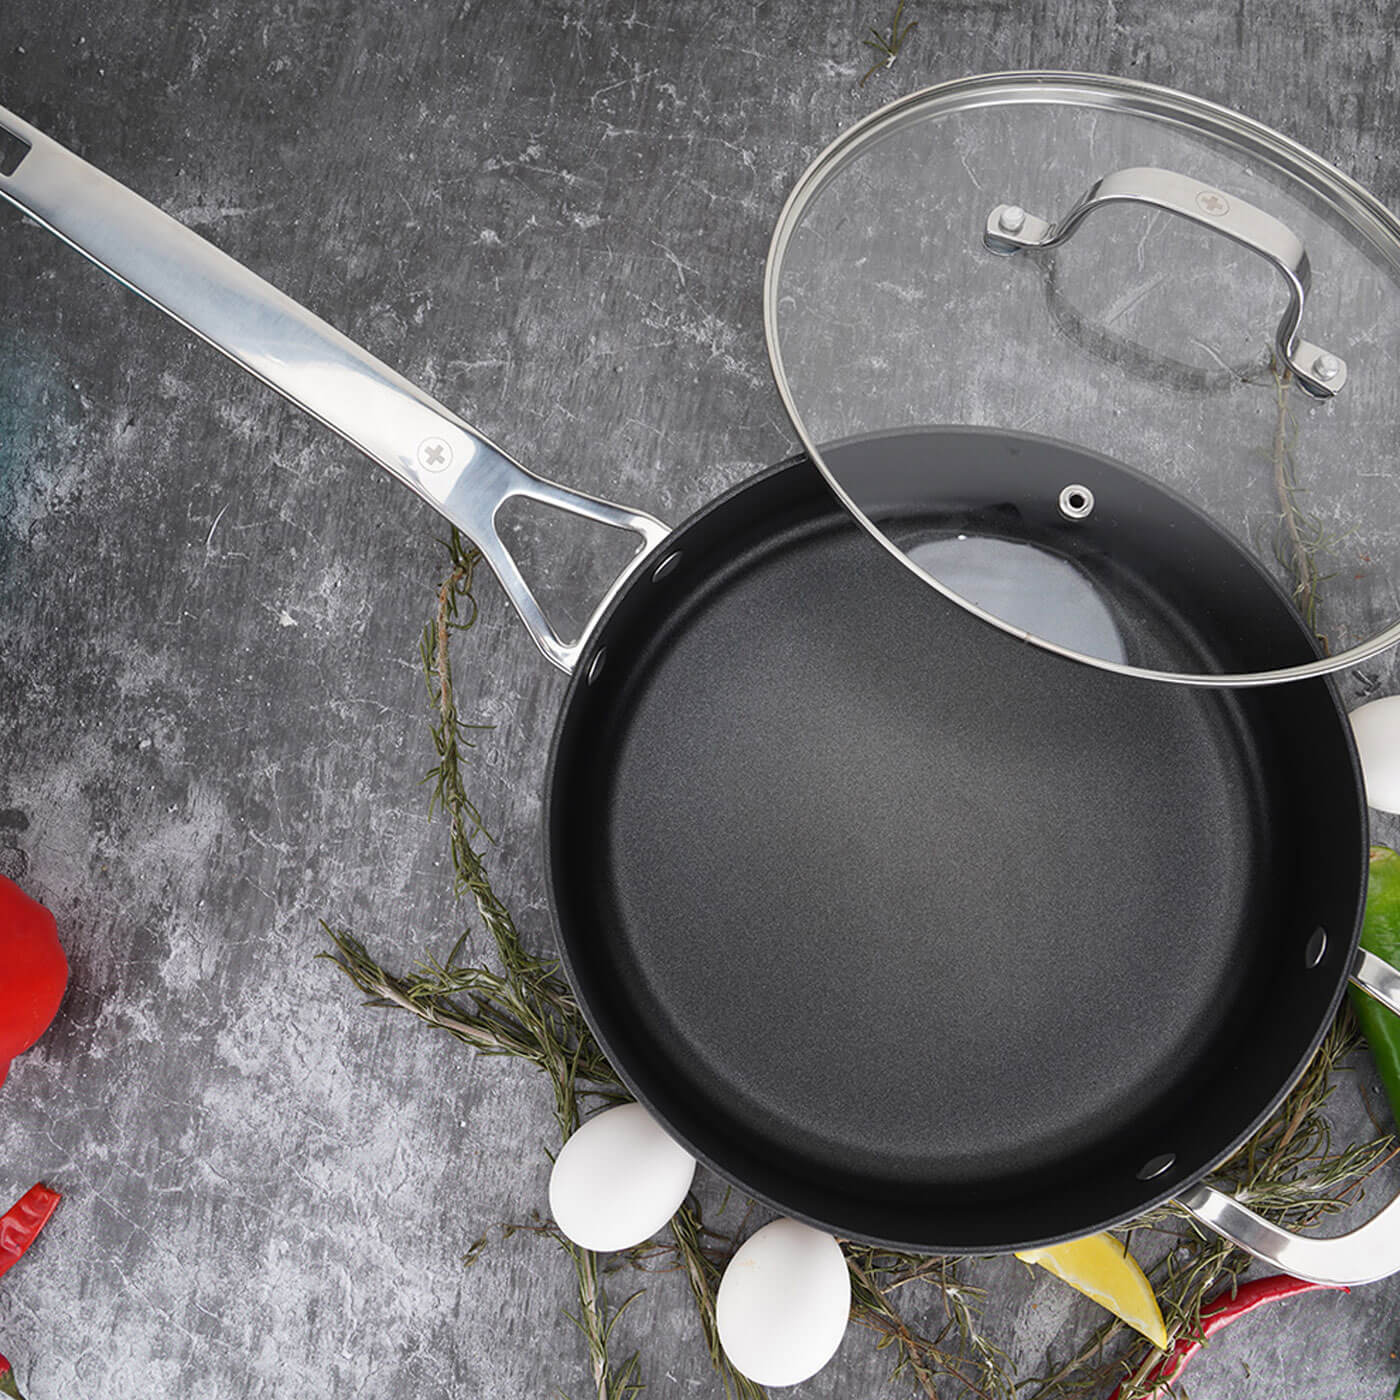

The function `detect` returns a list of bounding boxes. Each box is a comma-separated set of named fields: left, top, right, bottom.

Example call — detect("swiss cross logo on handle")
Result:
left=417, top=437, right=452, bottom=471
left=1195, top=189, right=1230, bottom=217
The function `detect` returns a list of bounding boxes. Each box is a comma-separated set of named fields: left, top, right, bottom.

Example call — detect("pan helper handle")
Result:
left=1176, top=947, right=1400, bottom=1285
left=0, top=105, right=669, bottom=674
left=983, top=165, right=1347, bottom=398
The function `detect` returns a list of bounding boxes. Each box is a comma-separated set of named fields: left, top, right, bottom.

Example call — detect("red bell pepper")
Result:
left=0, top=876, right=68, bottom=1086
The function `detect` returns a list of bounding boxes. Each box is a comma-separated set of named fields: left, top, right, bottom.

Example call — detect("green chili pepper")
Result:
left=1349, top=845, right=1400, bottom=1128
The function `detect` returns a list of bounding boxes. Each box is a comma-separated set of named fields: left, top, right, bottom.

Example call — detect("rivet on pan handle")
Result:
left=0, top=105, right=670, bottom=674
left=983, top=166, right=1347, bottom=398
left=1175, top=947, right=1400, bottom=1285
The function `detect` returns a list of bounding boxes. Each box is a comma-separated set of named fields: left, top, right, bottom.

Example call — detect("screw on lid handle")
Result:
left=984, top=166, right=1348, bottom=398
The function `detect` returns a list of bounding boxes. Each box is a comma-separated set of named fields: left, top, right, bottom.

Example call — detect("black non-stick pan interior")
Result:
left=546, top=429, right=1365, bottom=1252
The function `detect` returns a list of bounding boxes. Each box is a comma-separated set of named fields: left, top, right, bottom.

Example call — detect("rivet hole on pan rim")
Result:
left=1137, top=1152, right=1176, bottom=1181
left=651, top=550, right=683, bottom=583
left=1304, top=927, right=1328, bottom=968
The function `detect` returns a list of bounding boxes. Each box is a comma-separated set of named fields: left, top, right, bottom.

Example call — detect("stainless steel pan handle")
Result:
left=0, top=107, right=669, bottom=674
left=1177, top=947, right=1400, bottom=1284
left=983, top=165, right=1347, bottom=398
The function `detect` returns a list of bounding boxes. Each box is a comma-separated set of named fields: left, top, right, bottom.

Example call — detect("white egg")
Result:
left=716, top=1218, right=851, bottom=1387
left=548, top=1102, right=696, bottom=1252
left=1350, top=696, right=1400, bottom=813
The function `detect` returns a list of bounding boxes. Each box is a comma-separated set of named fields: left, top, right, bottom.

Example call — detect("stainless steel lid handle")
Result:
left=984, top=165, right=1347, bottom=398
left=1176, top=947, right=1400, bottom=1284
left=0, top=106, right=669, bottom=674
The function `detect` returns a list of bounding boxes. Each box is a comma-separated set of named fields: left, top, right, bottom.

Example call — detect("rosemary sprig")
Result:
left=1259, top=357, right=1355, bottom=653
left=564, top=1249, right=645, bottom=1400
left=467, top=1203, right=769, bottom=1399
left=325, top=531, right=643, bottom=1400
left=1270, top=363, right=1321, bottom=636
left=846, top=1250, right=1012, bottom=1399
left=859, top=1, right=917, bottom=85
left=668, top=1205, right=770, bottom=1400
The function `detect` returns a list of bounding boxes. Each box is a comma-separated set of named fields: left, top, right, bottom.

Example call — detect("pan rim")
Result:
left=541, top=431, right=1368, bottom=1254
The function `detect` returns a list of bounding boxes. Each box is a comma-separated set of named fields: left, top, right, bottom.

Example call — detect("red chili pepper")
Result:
left=0, top=875, right=68, bottom=1087
left=1107, top=1274, right=1346, bottom=1399
left=0, top=1352, right=25, bottom=1399
left=0, top=1184, right=61, bottom=1282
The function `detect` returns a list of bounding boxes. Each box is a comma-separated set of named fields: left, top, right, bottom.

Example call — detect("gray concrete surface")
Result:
left=4, top=2, right=1400, bottom=1396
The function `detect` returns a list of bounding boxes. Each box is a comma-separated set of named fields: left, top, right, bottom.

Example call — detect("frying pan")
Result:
left=4, top=102, right=1400, bottom=1281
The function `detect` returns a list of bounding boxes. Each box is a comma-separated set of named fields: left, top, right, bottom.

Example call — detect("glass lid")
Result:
left=766, top=72, right=1400, bottom=684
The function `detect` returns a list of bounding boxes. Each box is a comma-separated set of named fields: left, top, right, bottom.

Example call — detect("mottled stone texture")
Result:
left=3, top=2, right=1400, bottom=1396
